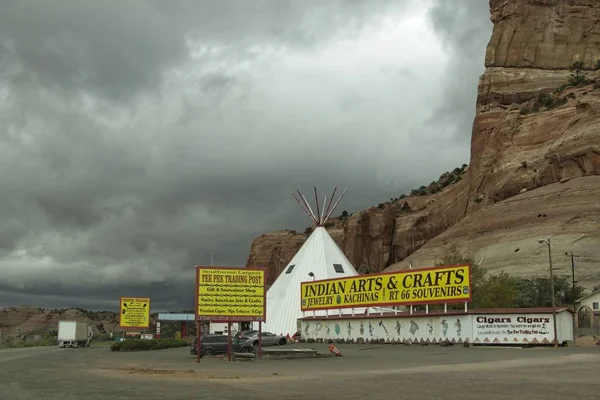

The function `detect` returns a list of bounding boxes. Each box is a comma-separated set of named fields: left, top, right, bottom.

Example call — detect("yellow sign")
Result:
left=119, top=297, right=150, bottom=329
left=196, top=266, right=266, bottom=322
left=301, top=264, right=471, bottom=311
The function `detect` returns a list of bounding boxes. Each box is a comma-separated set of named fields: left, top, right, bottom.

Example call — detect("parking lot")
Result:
left=1, top=342, right=599, bottom=400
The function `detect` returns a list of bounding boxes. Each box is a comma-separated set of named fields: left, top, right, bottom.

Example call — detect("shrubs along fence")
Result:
left=110, top=338, right=189, bottom=352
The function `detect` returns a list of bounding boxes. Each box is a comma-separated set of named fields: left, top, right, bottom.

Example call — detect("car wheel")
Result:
left=202, top=348, right=214, bottom=356
left=240, top=346, right=251, bottom=353
left=278, top=338, right=287, bottom=345
left=253, top=341, right=259, bottom=347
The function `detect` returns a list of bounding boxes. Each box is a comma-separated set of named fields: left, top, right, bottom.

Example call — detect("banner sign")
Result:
left=119, top=297, right=151, bottom=329
left=300, top=264, right=471, bottom=311
left=473, top=314, right=554, bottom=344
left=195, top=266, right=267, bottom=322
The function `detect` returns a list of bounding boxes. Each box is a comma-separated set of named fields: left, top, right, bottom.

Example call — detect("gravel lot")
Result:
left=1, top=342, right=599, bottom=400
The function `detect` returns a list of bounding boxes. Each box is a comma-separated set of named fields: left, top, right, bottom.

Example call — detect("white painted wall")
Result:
left=471, top=313, right=571, bottom=344
left=577, top=291, right=600, bottom=312
left=300, top=311, right=574, bottom=345
left=209, top=322, right=238, bottom=335
left=301, top=314, right=473, bottom=344
left=556, top=311, right=574, bottom=342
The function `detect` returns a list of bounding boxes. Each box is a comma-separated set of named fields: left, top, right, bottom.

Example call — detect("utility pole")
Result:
left=548, top=239, right=558, bottom=348
left=539, top=238, right=559, bottom=347
left=565, top=252, right=580, bottom=312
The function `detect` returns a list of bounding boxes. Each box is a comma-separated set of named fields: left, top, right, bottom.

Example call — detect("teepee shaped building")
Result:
left=256, top=188, right=387, bottom=337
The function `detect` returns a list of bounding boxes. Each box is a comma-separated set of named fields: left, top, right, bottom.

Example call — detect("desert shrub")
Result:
left=424, top=247, right=586, bottom=310
left=522, top=92, right=569, bottom=115
left=534, top=93, right=567, bottom=110
left=0, top=335, right=57, bottom=349
left=110, top=338, right=188, bottom=352
left=110, top=342, right=122, bottom=351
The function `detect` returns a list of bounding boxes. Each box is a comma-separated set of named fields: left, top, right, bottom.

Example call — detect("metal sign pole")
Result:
left=196, top=321, right=201, bottom=363
left=227, top=321, right=233, bottom=362
left=258, top=321, right=263, bottom=357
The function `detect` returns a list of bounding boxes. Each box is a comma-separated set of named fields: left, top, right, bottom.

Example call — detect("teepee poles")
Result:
left=320, top=196, right=327, bottom=224
left=314, top=187, right=321, bottom=225
left=324, top=188, right=347, bottom=222
left=323, top=187, right=337, bottom=221
left=292, top=186, right=347, bottom=226
left=300, top=192, right=318, bottom=223
left=291, top=192, right=318, bottom=225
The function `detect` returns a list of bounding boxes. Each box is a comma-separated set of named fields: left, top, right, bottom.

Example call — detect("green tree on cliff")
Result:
left=433, top=246, right=585, bottom=310
left=434, top=246, right=517, bottom=309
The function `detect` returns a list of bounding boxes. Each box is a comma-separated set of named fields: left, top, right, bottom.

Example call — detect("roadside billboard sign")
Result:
left=119, top=297, right=151, bottom=329
left=301, top=264, right=471, bottom=311
left=195, top=266, right=267, bottom=322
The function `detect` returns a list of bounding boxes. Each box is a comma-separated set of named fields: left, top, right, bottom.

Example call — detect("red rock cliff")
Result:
left=246, top=0, right=600, bottom=288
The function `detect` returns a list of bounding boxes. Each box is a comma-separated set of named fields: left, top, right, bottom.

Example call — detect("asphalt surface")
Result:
left=0, top=342, right=599, bottom=400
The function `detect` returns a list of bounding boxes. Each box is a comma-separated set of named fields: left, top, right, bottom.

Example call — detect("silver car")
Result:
left=242, top=331, right=287, bottom=347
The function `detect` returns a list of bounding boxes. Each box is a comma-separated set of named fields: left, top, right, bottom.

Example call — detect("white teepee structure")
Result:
left=255, top=188, right=392, bottom=337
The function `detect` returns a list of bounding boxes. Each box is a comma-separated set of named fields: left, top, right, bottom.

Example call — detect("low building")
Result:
left=299, top=308, right=574, bottom=346
left=575, top=290, right=600, bottom=329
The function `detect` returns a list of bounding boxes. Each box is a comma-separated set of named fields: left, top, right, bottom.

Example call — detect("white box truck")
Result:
left=58, top=321, right=93, bottom=348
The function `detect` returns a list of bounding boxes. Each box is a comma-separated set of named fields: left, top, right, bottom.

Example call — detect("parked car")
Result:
left=233, top=329, right=258, bottom=340
left=241, top=331, right=287, bottom=347
left=190, top=334, right=254, bottom=356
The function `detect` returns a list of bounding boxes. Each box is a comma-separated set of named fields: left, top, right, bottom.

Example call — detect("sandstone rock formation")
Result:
left=246, top=0, right=600, bottom=289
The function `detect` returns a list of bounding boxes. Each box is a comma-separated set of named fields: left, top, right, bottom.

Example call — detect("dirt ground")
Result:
left=1, top=342, right=599, bottom=400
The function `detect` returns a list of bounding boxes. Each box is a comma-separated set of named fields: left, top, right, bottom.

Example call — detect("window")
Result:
left=203, top=335, right=227, bottom=343
left=285, top=264, right=295, bottom=274
left=593, top=302, right=599, bottom=310
left=333, top=263, right=345, bottom=273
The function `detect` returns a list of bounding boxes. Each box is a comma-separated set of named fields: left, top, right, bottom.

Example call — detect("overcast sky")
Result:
left=0, top=0, right=492, bottom=312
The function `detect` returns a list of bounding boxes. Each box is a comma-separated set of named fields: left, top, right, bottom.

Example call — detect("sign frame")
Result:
left=119, top=296, right=151, bottom=330
left=195, top=265, right=267, bottom=323
left=300, top=263, right=472, bottom=312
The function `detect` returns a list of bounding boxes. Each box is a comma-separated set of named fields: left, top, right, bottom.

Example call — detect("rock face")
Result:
left=246, top=230, right=308, bottom=285
left=246, top=0, right=600, bottom=289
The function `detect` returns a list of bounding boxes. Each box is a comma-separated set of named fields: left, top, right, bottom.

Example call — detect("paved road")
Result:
left=1, top=343, right=599, bottom=399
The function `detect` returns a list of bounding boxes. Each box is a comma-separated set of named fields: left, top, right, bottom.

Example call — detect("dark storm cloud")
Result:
left=425, top=0, right=493, bottom=142
left=0, top=1, right=493, bottom=311
left=0, top=0, right=408, bottom=100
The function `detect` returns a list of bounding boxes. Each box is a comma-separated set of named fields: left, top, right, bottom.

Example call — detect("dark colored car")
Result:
left=241, top=331, right=287, bottom=347
left=190, top=334, right=254, bottom=357
left=233, top=329, right=258, bottom=340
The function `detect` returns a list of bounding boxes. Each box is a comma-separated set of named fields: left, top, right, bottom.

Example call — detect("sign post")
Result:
left=119, top=297, right=151, bottom=332
left=227, top=322, right=233, bottom=362
left=195, top=266, right=267, bottom=362
left=196, top=321, right=201, bottom=364
left=258, top=321, right=262, bottom=357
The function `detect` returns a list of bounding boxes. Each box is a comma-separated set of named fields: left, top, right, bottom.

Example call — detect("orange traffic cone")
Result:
left=328, top=344, right=342, bottom=356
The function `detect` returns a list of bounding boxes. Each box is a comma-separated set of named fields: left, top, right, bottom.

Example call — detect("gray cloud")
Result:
left=0, top=0, right=493, bottom=311
left=426, top=0, right=493, bottom=143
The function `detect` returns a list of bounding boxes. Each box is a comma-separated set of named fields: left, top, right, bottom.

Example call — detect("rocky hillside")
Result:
left=246, top=0, right=600, bottom=289
left=0, top=306, right=157, bottom=339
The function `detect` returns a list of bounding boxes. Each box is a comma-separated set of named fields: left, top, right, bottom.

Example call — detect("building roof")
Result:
left=157, top=313, right=195, bottom=322
left=576, top=289, right=600, bottom=303
left=260, top=226, right=383, bottom=336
